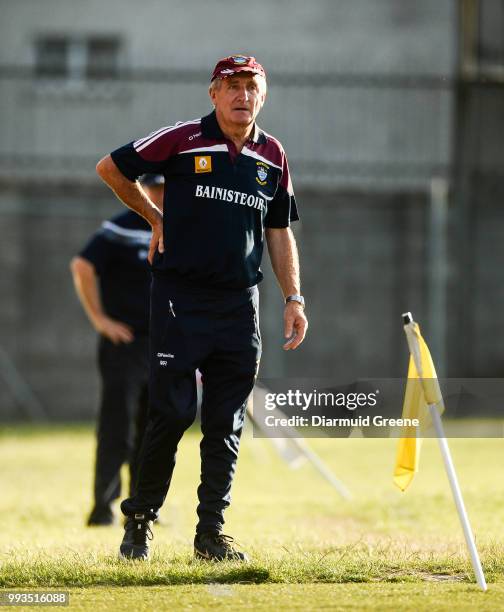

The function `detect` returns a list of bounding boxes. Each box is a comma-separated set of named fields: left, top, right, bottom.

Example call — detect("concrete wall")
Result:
left=0, top=0, right=456, bottom=74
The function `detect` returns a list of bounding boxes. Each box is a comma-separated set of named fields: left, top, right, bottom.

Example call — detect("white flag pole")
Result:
left=429, top=405, right=487, bottom=591
left=402, top=312, right=487, bottom=591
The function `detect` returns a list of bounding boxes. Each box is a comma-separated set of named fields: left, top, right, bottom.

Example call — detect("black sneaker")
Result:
left=87, top=507, right=115, bottom=526
left=119, top=513, right=153, bottom=560
left=194, top=532, right=249, bottom=562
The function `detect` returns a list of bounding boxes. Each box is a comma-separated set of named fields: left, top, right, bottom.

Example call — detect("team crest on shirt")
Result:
left=255, top=161, right=269, bottom=185
left=195, top=156, right=212, bottom=173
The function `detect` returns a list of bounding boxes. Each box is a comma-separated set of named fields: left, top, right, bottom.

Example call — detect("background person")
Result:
left=70, top=174, right=164, bottom=526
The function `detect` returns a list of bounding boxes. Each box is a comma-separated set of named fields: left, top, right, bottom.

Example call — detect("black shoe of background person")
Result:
left=194, top=532, right=249, bottom=562
left=119, top=514, right=153, bottom=560
left=87, top=507, right=115, bottom=526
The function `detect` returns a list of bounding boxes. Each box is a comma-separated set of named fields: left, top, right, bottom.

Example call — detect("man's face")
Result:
left=209, top=73, right=266, bottom=127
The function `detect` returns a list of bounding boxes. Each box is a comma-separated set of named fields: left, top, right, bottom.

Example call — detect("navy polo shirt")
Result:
left=79, top=211, right=152, bottom=334
left=110, top=111, right=299, bottom=290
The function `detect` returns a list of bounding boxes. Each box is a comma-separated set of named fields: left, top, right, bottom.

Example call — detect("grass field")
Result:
left=1, top=423, right=504, bottom=610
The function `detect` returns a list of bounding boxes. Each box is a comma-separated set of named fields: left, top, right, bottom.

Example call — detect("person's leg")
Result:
left=120, top=279, right=211, bottom=521
left=129, top=384, right=149, bottom=497
left=89, top=337, right=136, bottom=525
left=196, top=288, right=261, bottom=536
left=128, top=338, right=150, bottom=498
left=121, top=369, right=198, bottom=519
left=119, top=363, right=198, bottom=559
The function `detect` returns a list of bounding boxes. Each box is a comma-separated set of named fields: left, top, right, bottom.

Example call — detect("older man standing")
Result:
left=96, top=55, right=307, bottom=561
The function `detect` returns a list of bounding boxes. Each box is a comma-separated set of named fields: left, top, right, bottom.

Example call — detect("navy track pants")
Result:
left=121, top=276, right=261, bottom=534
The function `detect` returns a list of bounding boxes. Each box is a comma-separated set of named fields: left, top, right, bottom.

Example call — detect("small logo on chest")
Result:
left=256, top=161, right=269, bottom=185
left=195, top=156, right=212, bottom=173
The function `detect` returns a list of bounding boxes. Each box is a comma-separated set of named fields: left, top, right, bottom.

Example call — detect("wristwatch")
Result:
left=285, top=294, right=305, bottom=309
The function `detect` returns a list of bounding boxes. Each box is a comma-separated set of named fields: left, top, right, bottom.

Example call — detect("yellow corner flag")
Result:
left=393, top=322, right=444, bottom=491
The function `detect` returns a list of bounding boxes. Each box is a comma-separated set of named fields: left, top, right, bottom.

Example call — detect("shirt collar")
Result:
left=201, top=110, right=266, bottom=145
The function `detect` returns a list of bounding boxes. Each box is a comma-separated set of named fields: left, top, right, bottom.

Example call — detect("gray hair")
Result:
left=209, top=78, right=223, bottom=93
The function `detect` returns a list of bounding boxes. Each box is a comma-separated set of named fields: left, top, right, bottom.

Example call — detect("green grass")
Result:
left=1, top=424, right=504, bottom=609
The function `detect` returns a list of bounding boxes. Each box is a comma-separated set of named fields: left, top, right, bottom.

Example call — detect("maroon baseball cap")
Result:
left=211, top=55, right=266, bottom=82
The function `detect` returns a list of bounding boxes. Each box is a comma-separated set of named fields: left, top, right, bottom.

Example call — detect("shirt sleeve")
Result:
left=264, top=151, right=299, bottom=228
left=79, top=231, right=110, bottom=277
left=110, top=124, right=182, bottom=181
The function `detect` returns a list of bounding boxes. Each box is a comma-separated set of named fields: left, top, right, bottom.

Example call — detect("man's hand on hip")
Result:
left=148, top=214, right=164, bottom=265
left=283, top=302, right=308, bottom=350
